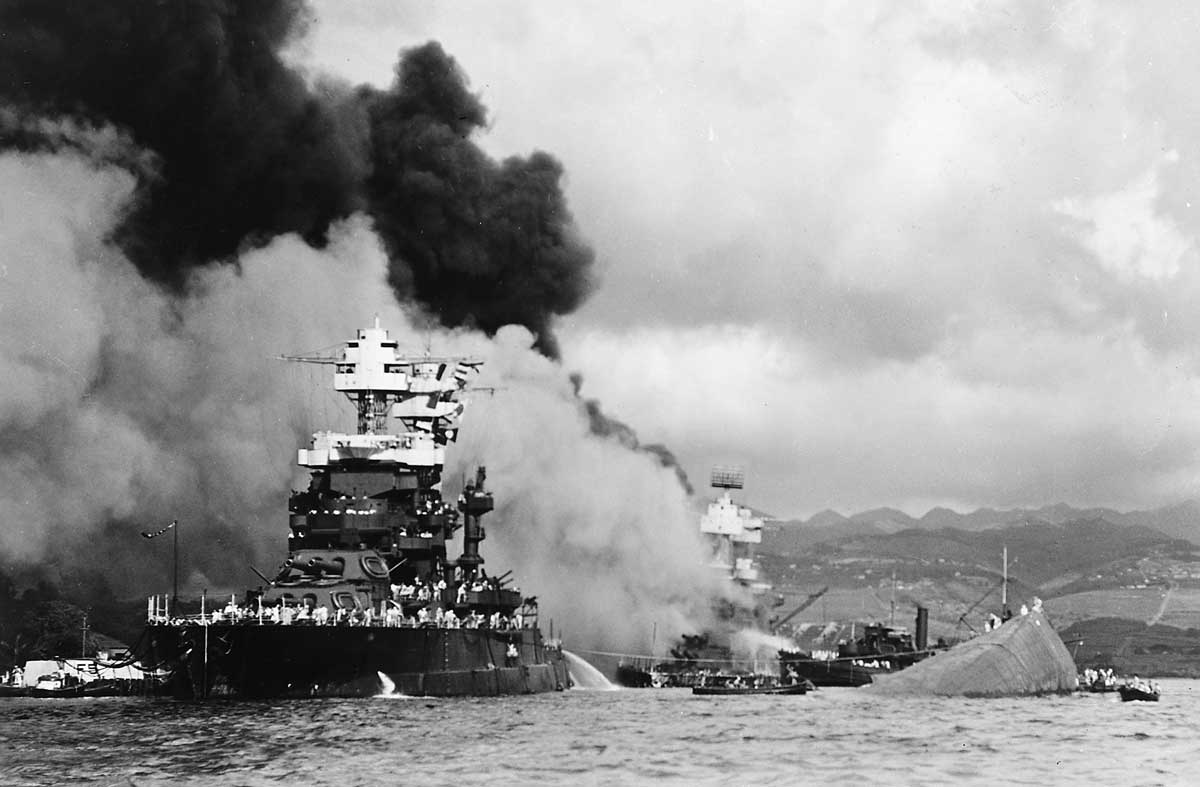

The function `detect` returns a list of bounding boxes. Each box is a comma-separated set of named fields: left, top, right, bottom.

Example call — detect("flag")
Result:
left=141, top=520, right=176, bottom=539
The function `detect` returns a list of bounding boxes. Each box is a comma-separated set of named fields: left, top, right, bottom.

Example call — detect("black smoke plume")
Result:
left=570, top=373, right=694, bottom=494
left=0, top=1, right=592, bottom=355
left=362, top=42, right=594, bottom=357
left=0, top=2, right=706, bottom=656
left=0, top=0, right=363, bottom=283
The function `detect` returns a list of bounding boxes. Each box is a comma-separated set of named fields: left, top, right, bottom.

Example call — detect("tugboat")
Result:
left=140, top=319, right=571, bottom=698
left=777, top=609, right=933, bottom=688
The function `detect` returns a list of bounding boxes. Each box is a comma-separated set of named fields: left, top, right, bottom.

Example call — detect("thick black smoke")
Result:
left=0, top=1, right=592, bottom=355
left=362, top=43, right=594, bottom=357
left=0, top=3, right=705, bottom=654
left=0, top=0, right=362, bottom=283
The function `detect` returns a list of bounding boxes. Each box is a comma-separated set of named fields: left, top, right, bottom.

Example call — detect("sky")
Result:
left=289, top=1, right=1200, bottom=519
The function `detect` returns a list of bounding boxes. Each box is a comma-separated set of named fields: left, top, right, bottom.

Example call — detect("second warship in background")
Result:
left=617, top=467, right=788, bottom=688
left=777, top=609, right=933, bottom=687
left=139, top=319, right=571, bottom=698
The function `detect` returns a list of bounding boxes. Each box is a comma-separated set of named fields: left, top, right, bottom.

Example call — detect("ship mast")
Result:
left=281, top=316, right=481, bottom=441
left=700, top=466, right=765, bottom=590
left=1002, top=545, right=1008, bottom=617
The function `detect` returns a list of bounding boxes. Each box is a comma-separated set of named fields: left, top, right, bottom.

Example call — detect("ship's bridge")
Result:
left=699, top=491, right=763, bottom=544
left=284, top=317, right=481, bottom=439
left=298, top=430, right=444, bottom=469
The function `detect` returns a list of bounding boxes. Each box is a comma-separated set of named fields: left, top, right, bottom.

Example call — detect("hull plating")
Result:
left=144, top=624, right=571, bottom=699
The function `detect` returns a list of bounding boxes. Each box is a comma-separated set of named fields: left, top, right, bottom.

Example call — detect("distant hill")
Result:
left=848, top=507, right=917, bottom=532
left=817, top=518, right=1188, bottom=587
left=757, top=501, right=1200, bottom=665
left=1061, top=617, right=1200, bottom=677
left=767, top=500, right=1200, bottom=545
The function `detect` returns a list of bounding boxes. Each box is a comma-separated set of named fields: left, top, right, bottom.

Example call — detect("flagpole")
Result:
left=172, top=520, right=179, bottom=619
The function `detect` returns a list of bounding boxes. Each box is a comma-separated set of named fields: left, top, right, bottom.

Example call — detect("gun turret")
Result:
left=307, top=557, right=344, bottom=576
left=284, top=557, right=313, bottom=575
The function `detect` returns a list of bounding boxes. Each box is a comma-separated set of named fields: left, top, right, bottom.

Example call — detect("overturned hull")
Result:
left=871, top=611, right=1077, bottom=697
left=142, top=624, right=571, bottom=699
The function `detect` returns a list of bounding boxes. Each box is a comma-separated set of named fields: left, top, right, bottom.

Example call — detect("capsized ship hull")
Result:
left=870, top=610, right=1077, bottom=697
left=144, top=624, right=570, bottom=699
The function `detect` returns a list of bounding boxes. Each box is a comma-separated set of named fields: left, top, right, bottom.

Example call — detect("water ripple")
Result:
left=0, top=681, right=1195, bottom=785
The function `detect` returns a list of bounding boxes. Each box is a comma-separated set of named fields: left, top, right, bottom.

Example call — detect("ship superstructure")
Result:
left=141, top=319, right=570, bottom=699
left=275, top=317, right=499, bottom=610
left=617, top=467, right=778, bottom=687
left=700, top=466, right=768, bottom=594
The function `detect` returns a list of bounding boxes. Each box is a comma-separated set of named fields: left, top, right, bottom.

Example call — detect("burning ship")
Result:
left=140, top=319, right=571, bottom=698
left=617, top=467, right=780, bottom=687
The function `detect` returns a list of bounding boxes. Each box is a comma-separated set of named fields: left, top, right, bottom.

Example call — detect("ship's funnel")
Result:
left=915, top=606, right=929, bottom=652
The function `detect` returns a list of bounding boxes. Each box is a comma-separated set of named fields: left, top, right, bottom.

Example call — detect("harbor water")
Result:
left=1, top=678, right=1195, bottom=786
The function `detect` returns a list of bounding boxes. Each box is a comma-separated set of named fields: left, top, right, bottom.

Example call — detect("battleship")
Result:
left=138, top=319, right=571, bottom=698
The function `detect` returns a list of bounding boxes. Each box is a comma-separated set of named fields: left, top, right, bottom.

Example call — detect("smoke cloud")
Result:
left=0, top=146, right=716, bottom=650
left=0, top=1, right=592, bottom=356
left=361, top=42, right=595, bottom=357
left=0, top=2, right=726, bottom=656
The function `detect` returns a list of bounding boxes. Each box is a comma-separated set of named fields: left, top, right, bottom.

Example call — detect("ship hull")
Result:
left=142, top=624, right=571, bottom=699
left=870, top=610, right=1077, bottom=697
left=780, top=657, right=876, bottom=687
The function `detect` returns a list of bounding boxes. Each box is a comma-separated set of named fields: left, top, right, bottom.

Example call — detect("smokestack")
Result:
left=915, top=605, right=929, bottom=651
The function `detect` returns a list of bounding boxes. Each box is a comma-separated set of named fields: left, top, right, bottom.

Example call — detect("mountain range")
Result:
left=766, top=500, right=1200, bottom=547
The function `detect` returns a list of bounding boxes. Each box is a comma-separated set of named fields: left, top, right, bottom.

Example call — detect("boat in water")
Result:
left=871, top=606, right=1077, bottom=697
left=1118, top=683, right=1160, bottom=702
left=692, top=683, right=810, bottom=696
left=777, top=608, right=934, bottom=687
left=1080, top=666, right=1120, bottom=693
left=138, top=319, right=571, bottom=699
left=1116, top=675, right=1162, bottom=702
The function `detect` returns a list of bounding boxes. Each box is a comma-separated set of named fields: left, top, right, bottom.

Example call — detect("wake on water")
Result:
left=564, top=651, right=618, bottom=691
left=375, top=671, right=418, bottom=699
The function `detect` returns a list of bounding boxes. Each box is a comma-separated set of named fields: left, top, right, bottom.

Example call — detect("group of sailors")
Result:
left=983, top=597, right=1044, bottom=632
left=150, top=596, right=529, bottom=631
left=1082, top=667, right=1118, bottom=690
left=1, top=666, right=23, bottom=686
left=1126, top=675, right=1161, bottom=695
left=388, top=575, right=515, bottom=606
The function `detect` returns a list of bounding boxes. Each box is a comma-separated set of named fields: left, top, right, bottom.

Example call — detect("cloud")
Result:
left=562, top=320, right=1200, bottom=517
left=300, top=1, right=1200, bottom=515
left=1055, top=154, right=1194, bottom=282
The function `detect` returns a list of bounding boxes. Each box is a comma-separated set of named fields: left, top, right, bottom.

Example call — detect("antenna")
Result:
left=710, top=466, right=744, bottom=490
left=1002, top=545, right=1008, bottom=617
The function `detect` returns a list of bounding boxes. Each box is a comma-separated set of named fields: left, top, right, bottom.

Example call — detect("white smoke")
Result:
left=0, top=140, right=725, bottom=653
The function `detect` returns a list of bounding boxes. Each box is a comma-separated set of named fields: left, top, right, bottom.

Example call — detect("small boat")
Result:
left=1118, top=685, right=1160, bottom=702
left=1087, top=682, right=1119, bottom=694
left=0, top=667, right=28, bottom=697
left=30, top=671, right=85, bottom=698
left=692, top=683, right=809, bottom=696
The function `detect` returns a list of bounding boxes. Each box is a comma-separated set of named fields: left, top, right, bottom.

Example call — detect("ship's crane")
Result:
left=769, top=586, right=830, bottom=634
